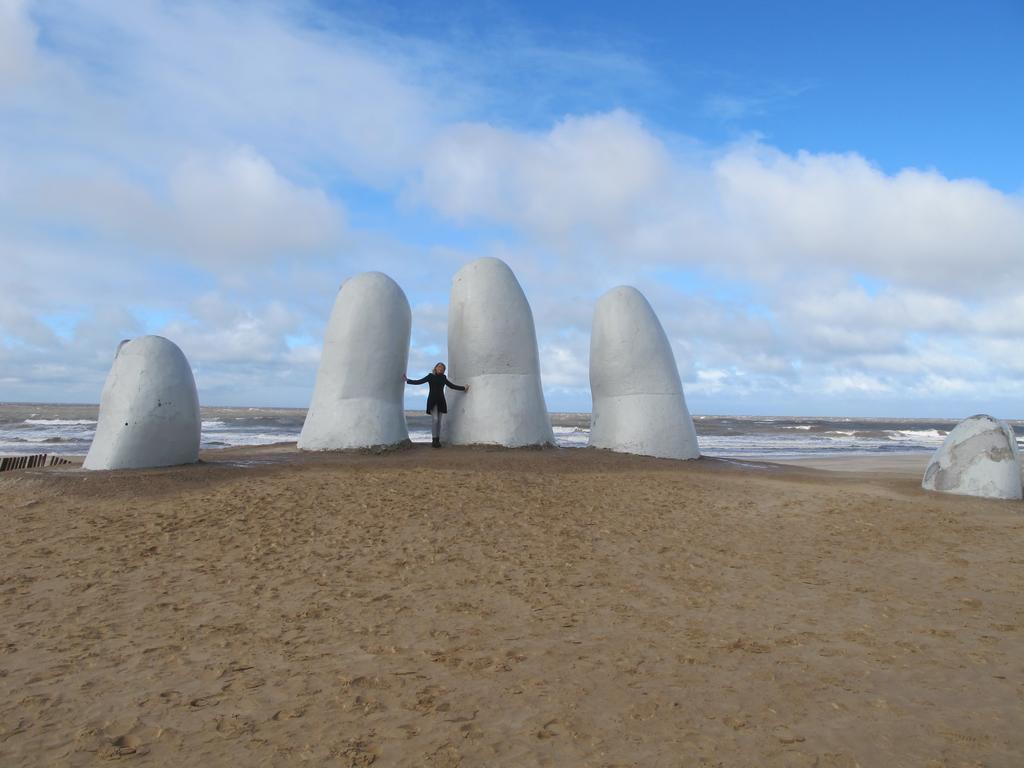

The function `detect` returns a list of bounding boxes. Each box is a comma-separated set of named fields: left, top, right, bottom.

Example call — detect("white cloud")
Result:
left=159, top=295, right=301, bottom=365
left=710, top=145, right=1024, bottom=294
left=690, top=368, right=730, bottom=395
left=822, top=373, right=891, bottom=395
left=0, top=300, right=58, bottom=347
left=18, top=0, right=444, bottom=183
left=972, top=294, right=1024, bottom=336
left=977, top=339, right=1024, bottom=375
left=540, top=332, right=590, bottom=391
left=169, top=148, right=344, bottom=265
left=408, top=111, right=1024, bottom=300
left=412, top=110, right=672, bottom=240
left=5, top=147, right=345, bottom=273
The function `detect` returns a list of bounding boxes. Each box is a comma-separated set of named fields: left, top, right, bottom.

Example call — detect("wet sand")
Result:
left=1, top=445, right=1022, bottom=766
left=773, top=453, right=932, bottom=475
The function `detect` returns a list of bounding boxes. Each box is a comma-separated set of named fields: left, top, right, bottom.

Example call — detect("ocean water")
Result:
left=3, top=402, right=1021, bottom=460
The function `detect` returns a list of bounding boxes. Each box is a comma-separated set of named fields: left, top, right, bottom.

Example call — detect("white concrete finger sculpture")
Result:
left=445, top=257, right=554, bottom=446
left=83, top=335, right=201, bottom=470
left=299, top=271, right=412, bottom=450
left=922, top=414, right=1022, bottom=500
left=589, top=286, right=700, bottom=460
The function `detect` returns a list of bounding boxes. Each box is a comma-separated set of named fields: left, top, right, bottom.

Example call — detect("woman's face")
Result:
left=434, top=363, right=446, bottom=375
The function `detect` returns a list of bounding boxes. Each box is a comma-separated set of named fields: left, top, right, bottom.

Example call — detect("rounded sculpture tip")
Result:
left=299, top=271, right=412, bottom=451
left=445, top=257, right=554, bottom=447
left=922, top=414, right=1022, bottom=500
left=589, top=285, right=700, bottom=460
left=83, top=335, right=201, bottom=470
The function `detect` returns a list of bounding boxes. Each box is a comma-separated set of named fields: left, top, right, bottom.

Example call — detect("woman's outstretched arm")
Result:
left=406, top=373, right=430, bottom=385
left=443, top=376, right=467, bottom=391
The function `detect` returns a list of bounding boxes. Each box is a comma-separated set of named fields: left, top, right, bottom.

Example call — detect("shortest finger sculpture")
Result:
left=588, top=286, right=700, bottom=460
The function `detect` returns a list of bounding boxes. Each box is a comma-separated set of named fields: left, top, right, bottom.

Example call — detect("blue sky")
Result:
left=1, top=0, right=1022, bottom=417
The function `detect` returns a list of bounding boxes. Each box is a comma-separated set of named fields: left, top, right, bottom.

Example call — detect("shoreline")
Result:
left=3, top=441, right=939, bottom=475
left=769, top=452, right=933, bottom=474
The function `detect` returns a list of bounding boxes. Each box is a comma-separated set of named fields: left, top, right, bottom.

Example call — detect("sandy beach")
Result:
left=1, top=445, right=1022, bottom=766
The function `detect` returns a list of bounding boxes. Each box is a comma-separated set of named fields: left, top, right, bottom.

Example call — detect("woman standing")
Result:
left=404, top=363, right=469, bottom=447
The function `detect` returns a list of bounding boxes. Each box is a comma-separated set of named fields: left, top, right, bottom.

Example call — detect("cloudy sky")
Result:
left=1, top=0, right=1022, bottom=416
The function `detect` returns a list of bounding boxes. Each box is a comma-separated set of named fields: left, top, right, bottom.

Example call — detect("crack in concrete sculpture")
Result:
left=83, top=335, right=201, bottom=470
left=922, top=414, right=1022, bottom=500
left=588, top=286, right=700, bottom=460
left=299, top=271, right=412, bottom=450
left=445, top=257, right=554, bottom=447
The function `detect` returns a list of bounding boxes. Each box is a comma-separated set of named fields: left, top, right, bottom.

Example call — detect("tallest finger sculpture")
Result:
left=445, top=257, right=554, bottom=446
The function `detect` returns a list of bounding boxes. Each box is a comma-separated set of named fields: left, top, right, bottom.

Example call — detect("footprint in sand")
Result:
left=271, top=708, right=305, bottom=721
left=535, top=718, right=562, bottom=739
left=214, top=714, right=256, bottom=738
left=221, top=675, right=266, bottom=693
left=343, top=674, right=392, bottom=691
left=158, top=690, right=183, bottom=705
left=96, top=722, right=164, bottom=759
left=109, top=733, right=144, bottom=755
left=411, top=684, right=448, bottom=714
left=218, top=661, right=255, bottom=677
left=345, top=694, right=387, bottom=715
left=332, top=737, right=377, bottom=767
left=773, top=725, right=805, bottom=745
left=936, top=727, right=991, bottom=746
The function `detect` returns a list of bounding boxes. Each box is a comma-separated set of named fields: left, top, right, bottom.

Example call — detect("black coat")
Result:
left=406, top=372, right=466, bottom=414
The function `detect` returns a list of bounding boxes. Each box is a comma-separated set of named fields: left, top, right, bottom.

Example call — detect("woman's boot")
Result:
left=432, top=437, right=441, bottom=448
